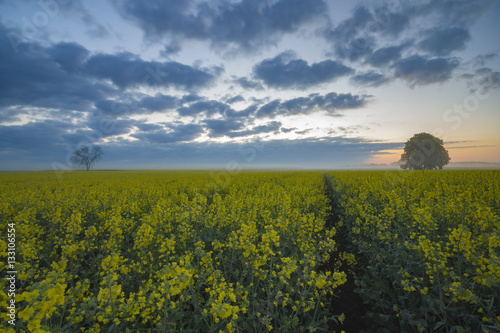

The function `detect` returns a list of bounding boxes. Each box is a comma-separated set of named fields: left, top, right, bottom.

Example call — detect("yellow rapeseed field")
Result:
left=2, top=170, right=498, bottom=332
left=326, top=170, right=500, bottom=332
left=0, top=171, right=345, bottom=332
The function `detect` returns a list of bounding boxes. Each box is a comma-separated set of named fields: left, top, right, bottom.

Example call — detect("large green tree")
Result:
left=400, top=133, right=450, bottom=170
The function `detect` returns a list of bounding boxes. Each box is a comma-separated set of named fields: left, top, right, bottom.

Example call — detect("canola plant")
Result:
left=326, top=170, right=500, bottom=332
left=1, top=170, right=498, bottom=332
left=0, top=171, right=344, bottom=332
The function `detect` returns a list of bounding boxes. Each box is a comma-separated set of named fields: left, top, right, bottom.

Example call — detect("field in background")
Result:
left=1, top=170, right=499, bottom=332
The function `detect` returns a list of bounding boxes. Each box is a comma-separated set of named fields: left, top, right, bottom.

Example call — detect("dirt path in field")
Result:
left=321, top=175, right=371, bottom=332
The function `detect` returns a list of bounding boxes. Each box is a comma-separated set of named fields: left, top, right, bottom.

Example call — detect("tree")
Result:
left=400, top=133, right=450, bottom=170
left=71, top=145, right=103, bottom=171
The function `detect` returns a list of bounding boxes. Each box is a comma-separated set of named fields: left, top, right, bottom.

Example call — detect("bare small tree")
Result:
left=71, top=145, right=103, bottom=171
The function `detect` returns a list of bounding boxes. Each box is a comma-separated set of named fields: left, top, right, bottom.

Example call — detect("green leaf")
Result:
left=482, top=325, right=500, bottom=333
left=433, top=321, right=445, bottom=331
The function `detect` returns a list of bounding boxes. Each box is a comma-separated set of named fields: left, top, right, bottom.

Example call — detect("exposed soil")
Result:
left=320, top=176, right=371, bottom=333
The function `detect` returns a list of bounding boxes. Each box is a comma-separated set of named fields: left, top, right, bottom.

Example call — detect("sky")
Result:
left=0, top=0, right=499, bottom=171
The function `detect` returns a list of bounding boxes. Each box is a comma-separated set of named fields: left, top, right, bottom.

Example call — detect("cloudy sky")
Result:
left=1, top=0, right=499, bottom=170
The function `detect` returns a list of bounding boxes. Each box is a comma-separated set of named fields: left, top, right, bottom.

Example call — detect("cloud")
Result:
left=225, top=104, right=258, bottom=119
left=256, top=100, right=281, bottom=118
left=224, top=95, right=245, bottom=104
left=133, top=123, right=204, bottom=143
left=174, top=92, right=366, bottom=121
left=366, top=44, right=409, bottom=67
left=94, top=94, right=180, bottom=117
left=0, top=24, right=115, bottom=111
left=58, top=0, right=112, bottom=39
left=0, top=22, right=220, bottom=117
left=48, top=42, right=90, bottom=73
left=461, top=67, right=500, bottom=94
left=281, top=127, right=296, bottom=133
left=295, top=128, right=312, bottom=135
left=0, top=120, right=73, bottom=151
left=83, top=117, right=136, bottom=139
left=138, top=94, right=179, bottom=111
left=232, top=77, right=264, bottom=90
left=323, top=6, right=410, bottom=61
left=477, top=69, right=500, bottom=92
left=226, top=121, right=282, bottom=138
left=94, top=99, right=137, bottom=116
left=419, top=27, right=471, bottom=56
left=178, top=100, right=233, bottom=117
left=414, top=0, right=496, bottom=26
left=351, top=71, right=390, bottom=87
left=253, top=51, right=353, bottom=89
left=0, top=108, right=22, bottom=124
left=86, top=23, right=111, bottom=39
left=255, top=92, right=369, bottom=118
left=113, top=0, right=327, bottom=52
left=393, top=55, right=460, bottom=87
left=470, top=53, right=498, bottom=68
left=322, top=0, right=495, bottom=65
left=160, top=41, right=182, bottom=57
left=203, top=119, right=245, bottom=137
left=84, top=52, right=220, bottom=90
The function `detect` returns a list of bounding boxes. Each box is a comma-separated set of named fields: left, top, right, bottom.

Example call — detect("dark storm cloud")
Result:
left=84, top=52, right=220, bottom=90
left=393, top=55, right=460, bottom=87
left=418, top=27, right=471, bottom=56
left=350, top=71, right=390, bottom=87
left=253, top=51, right=353, bottom=89
left=255, top=92, right=368, bottom=118
left=113, top=0, right=327, bottom=51
left=133, top=123, right=205, bottom=143
left=226, top=121, right=282, bottom=138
